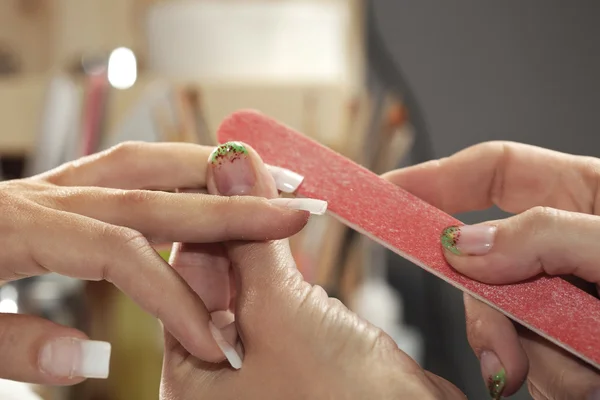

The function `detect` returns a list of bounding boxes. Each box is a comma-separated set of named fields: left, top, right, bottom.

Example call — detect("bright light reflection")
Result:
left=0, top=299, right=18, bottom=314
left=107, top=47, right=137, bottom=89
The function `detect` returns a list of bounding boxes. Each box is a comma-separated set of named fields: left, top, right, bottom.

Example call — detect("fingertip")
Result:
left=179, top=331, right=227, bottom=364
left=440, top=224, right=530, bottom=285
left=463, top=294, right=529, bottom=396
left=208, top=141, right=278, bottom=199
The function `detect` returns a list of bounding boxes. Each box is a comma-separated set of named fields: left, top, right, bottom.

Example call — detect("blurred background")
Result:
left=1, top=0, right=600, bottom=399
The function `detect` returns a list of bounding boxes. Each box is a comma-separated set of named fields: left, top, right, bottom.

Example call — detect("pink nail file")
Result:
left=217, top=110, right=600, bottom=370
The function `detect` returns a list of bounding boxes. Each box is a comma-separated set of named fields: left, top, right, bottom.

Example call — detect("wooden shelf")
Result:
left=0, top=73, right=358, bottom=155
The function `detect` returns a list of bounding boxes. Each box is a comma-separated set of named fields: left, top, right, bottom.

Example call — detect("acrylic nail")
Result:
left=268, top=198, right=327, bottom=215
left=441, top=225, right=497, bottom=256
left=209, top=142, right=255, bottom=196
left=39, top=338, right=111, bottom=379
left=209, top=320, right=243, bottom=370
left=480, top=350, right=506, bottom=399
left=266, top=165, right=304, bottom=193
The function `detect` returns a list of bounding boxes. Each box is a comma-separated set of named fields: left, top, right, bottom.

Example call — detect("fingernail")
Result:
left=588, top=388, right=600, bottom=400
left=266, top=165, right=304, bottom=193
left=268, top=198, right=327, bottom=215
left=209, top=142, right=255, bottom=195
left=210, top=310, right=235, bottom=329
left=39, top=338, right=111, bottom=379
left=480, top=351, right=506, bottom=399
left=209, top=320, right=243, bottom=370
left=441, top=225, right=497, bottom=256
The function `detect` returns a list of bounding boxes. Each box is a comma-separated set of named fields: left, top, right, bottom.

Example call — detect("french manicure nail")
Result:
left=209, top=321, right=243, bottom=370
left=209, top=142, right=255, bottom=196
left=441, top=225, right=497, bottom=256
left=268, top=198, right=327, bottom=215
left=39, top=338, right=111, bottom=379
left=480, top=350, right=506, bottom=399
left=266, top=165, right=304, bottom=193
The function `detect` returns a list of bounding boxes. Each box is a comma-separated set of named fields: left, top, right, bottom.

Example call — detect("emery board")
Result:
left=217, top=110, right=600, bottom=370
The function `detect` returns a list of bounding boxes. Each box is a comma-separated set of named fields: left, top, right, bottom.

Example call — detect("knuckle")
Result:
left=116, top=189, right=158, bottom=207
left=523, top=206, right=560, bottom=237
left=104, top=224, right=152, bottom=257
left=106, top=141, right=146, bottom=161
left=213, top=195, right=238, bottom=237
left=40, top=187, right=81, bottom=210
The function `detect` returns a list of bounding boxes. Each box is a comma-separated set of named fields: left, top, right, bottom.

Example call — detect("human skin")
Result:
left=0, top=141, right=315, bottom=386
left=383, top=141, right=600, bottom=399
left=160, top=142, right=466, bottom=400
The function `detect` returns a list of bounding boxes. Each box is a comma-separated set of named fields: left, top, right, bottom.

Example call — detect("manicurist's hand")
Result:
left=160, top=142, right=466, bottom=400
left=0, top=142, right=313, bottom=386
left=384, top=141, right=600, bottom=400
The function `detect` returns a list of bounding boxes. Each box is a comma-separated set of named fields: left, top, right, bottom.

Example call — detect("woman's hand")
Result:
left=160, top=142, right=466, bottom=400
left=0, top=142, right=312, bottom=386
left=383, top=141, right=600, bottom=399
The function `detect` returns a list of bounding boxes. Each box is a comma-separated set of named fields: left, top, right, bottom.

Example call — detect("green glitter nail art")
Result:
left=210, top=142, right=249, bottom=165
left=441, top=226, right=462, bottom=255
left=487, top=368, right=506, bottom=399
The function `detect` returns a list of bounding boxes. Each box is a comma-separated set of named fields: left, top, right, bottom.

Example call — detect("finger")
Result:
left=205, top=142, right=319, bottom=369
left=381, top=141, right=599, bottom=215
left=37, top=141, right=305, bottom=195
left=0, top=314, right=109, bottom=385
left=463, top=294, right=528, bottom=398
left=520, top=329, right=600, bottom=400
left=169, top=242, right=231, bottom=313
left=37, top=142, right=214, bottom=190
left=23, top=208, right=223, bottom=363
left=34, top=186, right=311, bottom=243
left=440, top=207, right=600, bottom=285
left=207, top=142, right=324, bottom=291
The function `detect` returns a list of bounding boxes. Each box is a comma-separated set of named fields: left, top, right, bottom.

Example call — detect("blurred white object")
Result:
left=146, top=0, right=350, bottom=83
left=0, top=379, right=41, bottom=400
left=26, top=75, right=81, bottom=176
left=108, top=47, right=137, bottom=90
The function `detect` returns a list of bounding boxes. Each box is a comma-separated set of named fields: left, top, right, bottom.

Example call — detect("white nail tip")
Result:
left=268, top=198, right=328, bottom=215
left=79, top=340, right=112, bottom=379
left=209, top=321, right=243, bottom=370
left=40, top=338, right=111, bottom=379
left=266, top=165, right=304, bottom=193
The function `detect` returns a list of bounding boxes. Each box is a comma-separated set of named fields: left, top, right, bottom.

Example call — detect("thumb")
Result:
left=207, top=141, right=327, bottom=291
left=439, top=207, right=600, bottom=286
left=205, top=142, right=326, bottom=368
left=0, top=314, right=110, bottom=385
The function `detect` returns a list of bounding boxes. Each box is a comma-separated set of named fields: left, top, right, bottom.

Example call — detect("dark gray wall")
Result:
left=372, top=1, right=600, bottom=398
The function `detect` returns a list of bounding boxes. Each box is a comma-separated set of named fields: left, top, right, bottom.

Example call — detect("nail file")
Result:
left=217, top=110, right=600, bottom=370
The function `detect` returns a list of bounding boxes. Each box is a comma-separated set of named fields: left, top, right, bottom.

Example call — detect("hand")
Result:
left=383, top=141, right=600, bottom=399
left=0, top=142, right=311, bottom=386
left=160, top=142, right=466, bottom=400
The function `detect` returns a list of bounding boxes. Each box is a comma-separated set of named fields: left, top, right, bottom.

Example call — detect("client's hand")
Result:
left=0, top=142, right=310, bottom=386
left=384, top=142, right=600, bottom=400
left=161, top=142, right=466, bottom=400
